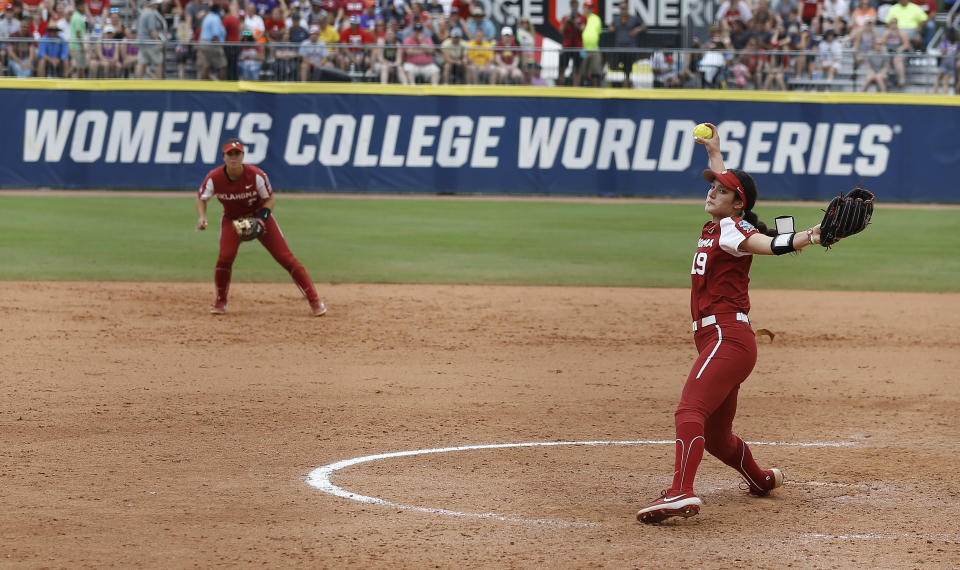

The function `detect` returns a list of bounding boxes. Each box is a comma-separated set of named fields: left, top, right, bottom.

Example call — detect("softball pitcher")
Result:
left=195, top=139, right=327, bottom=317
left=637, top=123, right=822, bottom=524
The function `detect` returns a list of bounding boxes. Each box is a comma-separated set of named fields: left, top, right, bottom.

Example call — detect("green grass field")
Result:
left=2, top=194, right=956, bottom=292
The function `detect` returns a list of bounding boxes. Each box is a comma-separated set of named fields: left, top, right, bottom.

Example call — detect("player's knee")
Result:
left=274, top=257, right=296, bottom=271
left=674, top=407, right=706, bottom=429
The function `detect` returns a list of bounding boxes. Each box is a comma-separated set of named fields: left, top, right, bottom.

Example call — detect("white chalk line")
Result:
left=802, top=532, right=960, bottom=543
left=306, top=439, right=856, bottom=527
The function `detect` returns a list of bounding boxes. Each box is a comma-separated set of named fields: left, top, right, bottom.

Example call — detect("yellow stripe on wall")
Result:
left=1, top=77, right=959, bottom=107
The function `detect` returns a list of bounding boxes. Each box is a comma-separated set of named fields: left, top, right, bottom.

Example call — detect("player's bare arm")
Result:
left=694, top=122, right=724, bottom=171
left=740, top=225, right=821, bottom=255
left=196, top=196, right=208, bottom=231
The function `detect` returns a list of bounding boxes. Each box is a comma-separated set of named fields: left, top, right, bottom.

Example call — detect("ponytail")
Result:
left=729, top=169, right=778, bottom=237
left=742, top=209, right=777, bottom=237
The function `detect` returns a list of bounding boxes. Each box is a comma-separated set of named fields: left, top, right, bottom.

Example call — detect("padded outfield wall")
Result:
left=3, top=80, right=958, bottom=202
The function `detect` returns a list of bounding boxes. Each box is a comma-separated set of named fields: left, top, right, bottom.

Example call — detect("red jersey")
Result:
left=88, top=0, right=106, bottom=16
left=320, top=0, right=338, bottom=15
left=800, top=0, right=822, bottom=21
left=264, top=17, right=285, bottom=41
left=561, top=13, right=584, bottom=48
left=222, top=13, right=240, bottom=42
left=339, top=26, right=372, bottom=51
left=689, top=216, right=759, bottom=321
left=450, top=0, right=470, bottom=20
left=29, top=20, right=49, bottom=39
left=198, top=164, right=273, bottom=219
left=496, top=37, right=519, bottom=64
left=340, top=0, right=365, bottom=20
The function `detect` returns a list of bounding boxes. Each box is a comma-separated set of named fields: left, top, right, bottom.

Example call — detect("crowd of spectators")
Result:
left=0, top=0, right=956, bottom=92
left=675, top=0, right=959, bottom=93
left=0, top=0, right=548, bottom=82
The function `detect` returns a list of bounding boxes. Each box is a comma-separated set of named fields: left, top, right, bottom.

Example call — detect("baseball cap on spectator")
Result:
left=309, top=24, right=320, bottom=33
left=413, top=21, right=423, bottom=31
left=349, top=14, right=360, bottom=24
left=104, top=24, right=115, bottom=33
left=450, top=27, right=462, bottom=38
left=583, top=0, right=593, bottom=6
left=470, top=6, right=482, bottom=16
left=5, top=3, right=13, bottom=10
left=501, top=26, right=512, bottom=36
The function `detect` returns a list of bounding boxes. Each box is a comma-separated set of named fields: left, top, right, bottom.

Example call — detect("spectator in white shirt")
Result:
left=243, top=1, right=266, bottom=35
left=817, top=28, right=843, bottom=80
left=299, top=23, right=329, bottom=80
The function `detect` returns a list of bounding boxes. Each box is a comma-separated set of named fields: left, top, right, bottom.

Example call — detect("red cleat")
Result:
left=744, top=468, right=784, bottom=497
left=637, top=489, right=702, bottom=524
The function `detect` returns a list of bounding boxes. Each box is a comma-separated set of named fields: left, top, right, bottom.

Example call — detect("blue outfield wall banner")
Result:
left=2, top=81, right=959, bottom=202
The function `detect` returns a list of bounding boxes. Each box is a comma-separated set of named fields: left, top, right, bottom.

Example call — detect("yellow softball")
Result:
left=693, top=123, right=713, bottom=139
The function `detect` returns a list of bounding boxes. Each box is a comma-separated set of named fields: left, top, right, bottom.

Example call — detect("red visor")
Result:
left=701, top=169, right=745, bottom=204
left=222, top=141, right=244, bottom=154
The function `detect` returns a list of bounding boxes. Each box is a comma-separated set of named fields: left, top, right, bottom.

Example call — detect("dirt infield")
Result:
left=2, top=282, right=958, bottom=568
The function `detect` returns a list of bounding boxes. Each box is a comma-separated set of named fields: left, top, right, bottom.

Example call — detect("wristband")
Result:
left=256, top=207, right=271, bottom=223
left=771, top=232, right=797, bottom=255
left=806, top=228, right=817, bottom=245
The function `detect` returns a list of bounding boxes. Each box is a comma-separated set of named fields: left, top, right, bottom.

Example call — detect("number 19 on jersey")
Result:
left=691, top=252, right=707, bottom=275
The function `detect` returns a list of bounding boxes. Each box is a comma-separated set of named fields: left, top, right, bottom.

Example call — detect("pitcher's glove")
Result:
left=232, top=217, right=264, bottom=241
left=819, top=187, right=875, bottom=248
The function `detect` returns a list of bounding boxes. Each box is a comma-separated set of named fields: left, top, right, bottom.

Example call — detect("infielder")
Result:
left=636, top=123, right=820, bottom=524
left=195, top=139, right=327, bottom=317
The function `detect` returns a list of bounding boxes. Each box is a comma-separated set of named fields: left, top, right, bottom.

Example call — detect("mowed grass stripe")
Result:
left=1, top=195, right=955, bottom=292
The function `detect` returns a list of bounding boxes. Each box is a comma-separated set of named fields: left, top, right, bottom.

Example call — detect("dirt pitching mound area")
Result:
left=1, top=282, right=958, bottom=568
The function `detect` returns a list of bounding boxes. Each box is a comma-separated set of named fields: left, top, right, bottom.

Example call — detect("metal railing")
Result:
left=1, top=37, right=955, bottom=94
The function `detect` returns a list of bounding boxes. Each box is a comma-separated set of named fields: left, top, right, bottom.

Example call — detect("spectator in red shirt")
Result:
left=449, top=0, right=470, bottom=20
left=799, top=0, right=822, bottom=25
left=86, top=0, right=107, bottom=26
left=222, top=1, right=241, bottom=80
left=264, top=5, right=287, bottom=41
left=401, top=21, right=438, bottom=83
left=337, top=13, right=372, bottom=71
left=559, top=0, right=584, bottom=86
left=494, top=26, right=523, bottom=84
left=27, top=8, right=48, bottom=40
